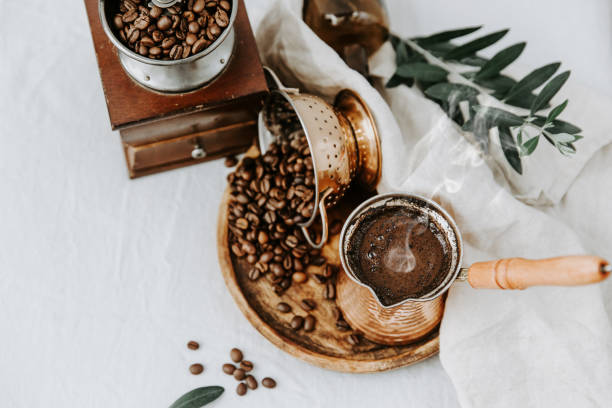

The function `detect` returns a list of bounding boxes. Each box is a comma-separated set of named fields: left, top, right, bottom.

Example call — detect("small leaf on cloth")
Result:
left=530, top=71, right=571, bottom=114
left=169, top=386, right=224, bottom=408
left=545, top=99, right=568, bottom=123
left=444, top=29, right=509, bottom=60
left=498, top=126, right=522, bottom=174
left=425, top=83, right=480, bottom=102
left=416, top=26, right=482, bottom=45
left=504, top=62, right=561, bottom=101
left=476, top=42, right=526, bottom=80
left=472, top=105, right=525, bottom=128
left=396, top=63, right=448, bottom=82
left=522, top=136, right=540, bottom=155
left=557, top=143, right=577, bottom=155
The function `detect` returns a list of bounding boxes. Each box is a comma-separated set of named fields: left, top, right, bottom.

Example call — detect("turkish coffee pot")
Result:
left=337, top=193, right=611, bottom=345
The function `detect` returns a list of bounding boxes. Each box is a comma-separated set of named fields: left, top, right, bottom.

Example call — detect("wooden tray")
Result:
left=217, top=172, right=439, bottom=373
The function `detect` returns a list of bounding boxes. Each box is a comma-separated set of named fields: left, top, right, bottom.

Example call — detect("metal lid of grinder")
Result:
left=257, top=67, right=382, bottom=248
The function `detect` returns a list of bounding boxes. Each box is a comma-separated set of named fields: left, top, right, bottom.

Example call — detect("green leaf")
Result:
left=395, top=41, right=411, bottom=66
left=530, top=71, right=570, bottom=114
left=419, top=41, right=455, bottom=57
left=169, top=386, right=224, bottom=408
left=522, top=136, right=540, bottom=155
left=424, top=83, right=480, bottom=102
left=459, top=55, right=489, bottom=67
left=504, top=62, right=561, bottom=102
left=545, top=99, right=568, bottom=123
left=444, top=29, right=509, bottom=61
left=475, top=42, right=526, bottom=80
left=396, top=63, right=448, bottom=82
left=386, top=74, right=413, bottom=88
left=472, top=105, right=525, bottom=128
left=416, top=26, right=482, bottom=46
left=557, top=143, right=576, bottom=155
left=498, top=126, right=522, bottom=174
left=550, top=132, right=578, bottom=144
left=505, top=93, right=540, bottom=109
left=531, top=116, right=581, bottom=134
left=475, top=75, right=516, bottom=94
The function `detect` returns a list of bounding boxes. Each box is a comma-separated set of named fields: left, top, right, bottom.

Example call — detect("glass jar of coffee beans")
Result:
left=111, top=0, right=232, bottom=60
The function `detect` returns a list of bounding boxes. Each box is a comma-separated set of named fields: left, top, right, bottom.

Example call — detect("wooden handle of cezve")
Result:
left=467, top=256, right=611, bottom=289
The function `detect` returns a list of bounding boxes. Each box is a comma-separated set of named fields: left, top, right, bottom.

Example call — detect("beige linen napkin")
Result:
left=254, top=1, right=612, bottom=406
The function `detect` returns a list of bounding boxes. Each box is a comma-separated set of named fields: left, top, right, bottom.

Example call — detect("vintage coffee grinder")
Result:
left=85, top=0, right=268, bottom=178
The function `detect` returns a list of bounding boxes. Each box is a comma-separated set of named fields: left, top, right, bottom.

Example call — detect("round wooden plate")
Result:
left=217, top=164, right=439, bottom=373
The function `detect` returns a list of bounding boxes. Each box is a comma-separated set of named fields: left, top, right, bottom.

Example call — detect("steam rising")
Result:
left=379, top=213, right=429, bottom=275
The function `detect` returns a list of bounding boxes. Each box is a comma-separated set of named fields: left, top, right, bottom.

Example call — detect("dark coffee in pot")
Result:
left=346, top=205, right=451, bottom=306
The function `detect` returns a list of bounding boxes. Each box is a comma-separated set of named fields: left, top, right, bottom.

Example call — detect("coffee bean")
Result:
left=192, top=37, right=208, bottom=54
left=186, top=32, right=197, bottom=45
left=262, top=377, right=276, bottom=388
left=246, top=375, right=258, bottom=390
left=149, top=5, right=162, bottom=19
left=290, top=316, right=304, bottom=330
left=300, top=299, right=316, bottom=311
left=222, top=363, right=236, bottom=375
left=169, top=44, right=183, bottom=60
left=236, top=382, right=247, bottom=396
left=220, top=0, right=231, bottom=10
left=324, top=282, right=336, bottom=299
left=134, top=15, right=150, bottom=30
left=304, top=315, right=316, bottom=332
left=312, top=256, right=326, bottom=266
left=113, top=15, right=124, bottom=29
left=313, top=274, right=327, bottom=284
left=230, top=348, right=243, bottom=363
left=240, top=360, right=253, bottom=372
left=270, top=263, right=284, bottom=278
left=336, top=319, right=351, bottom=331
left=347, top=334, right=361, bottom=345
left=157, top=15, right=172, bottom=30
left=234, top=368, right=246, bottom=381
left=161, top=37, right=177, bottom=49
left=224, top=155, right=237, bottom=167
left=122, top=9, right=138, bottom=23
left=276, top=302, right=291, bottom=313
left=189, top=363, right=204, bottom=375
left=323, top=264, right=337, bottom=278
left=149, top=46, right=162, bottom=56
left=248, top=267, right=260, bottom=281
left=187, top=340, right=199, bottom=350
left=332, top=306, right=342, bottom=321
left=193, top=0, right=206, bottom=13
left=292, top=272, right=307, bottom=283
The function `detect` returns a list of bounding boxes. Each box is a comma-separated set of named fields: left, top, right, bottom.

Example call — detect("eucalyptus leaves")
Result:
left=387, top=26, right=582, bottom=174
left=169, top=386, right=224, bottom=408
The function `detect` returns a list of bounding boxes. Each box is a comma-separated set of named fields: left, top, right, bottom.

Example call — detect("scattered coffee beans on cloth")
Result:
left=222, top=348, right=276, bottom=396
left=112, top=0, right=232, bottom=60
left=227, top=130, right=322, bottom=295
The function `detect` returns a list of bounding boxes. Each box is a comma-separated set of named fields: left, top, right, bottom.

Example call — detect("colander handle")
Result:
left=301, top=189, right=332, bottom=249
left=465, top=256, right=610, bottom=290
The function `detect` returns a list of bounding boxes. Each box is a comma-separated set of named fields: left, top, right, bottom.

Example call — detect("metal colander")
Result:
left=259, top=67, right=381, bottom=248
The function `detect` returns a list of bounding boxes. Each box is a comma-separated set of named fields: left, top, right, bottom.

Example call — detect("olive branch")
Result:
left=387, top=26, right=582, bottom=174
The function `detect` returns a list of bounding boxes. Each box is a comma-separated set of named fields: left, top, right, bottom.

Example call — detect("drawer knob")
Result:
left=191, top=143, right=207, bottom=160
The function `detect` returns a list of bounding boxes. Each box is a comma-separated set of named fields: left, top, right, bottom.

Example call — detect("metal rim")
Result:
left=339, top=192, right=464, bottom=308
left=98, top=0, right=238, bottom=66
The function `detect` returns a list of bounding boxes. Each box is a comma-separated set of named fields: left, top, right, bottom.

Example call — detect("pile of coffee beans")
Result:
left=112, top=0, right=232, bottom=60
left=227, top=130, right=319, bottom=295
left=223, top=348, right=276, bottom=396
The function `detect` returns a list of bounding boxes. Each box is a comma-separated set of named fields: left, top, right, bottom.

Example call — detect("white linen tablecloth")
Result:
left=1, top=1, right=611, bottom=407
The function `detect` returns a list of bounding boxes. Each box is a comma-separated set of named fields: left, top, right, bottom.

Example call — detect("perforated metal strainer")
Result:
left=259, top=67, right=382, bottom=248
